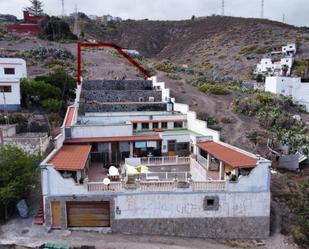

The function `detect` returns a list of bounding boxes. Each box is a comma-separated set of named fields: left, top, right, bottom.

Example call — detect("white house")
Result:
left=282, top=43, right=297, bottom=56
left=0, top=58, right=27, bottom=112
left=265, top=76, right=309, bottom=111
left=39, top=75, right=271, bottom=239
left=254, top=43, right=296, bottom=77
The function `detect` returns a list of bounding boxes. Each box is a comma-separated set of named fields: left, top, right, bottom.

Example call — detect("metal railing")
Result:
left=140, top=156, right=191, bottom=166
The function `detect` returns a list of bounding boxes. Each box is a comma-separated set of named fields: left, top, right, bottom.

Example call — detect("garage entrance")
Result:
left=66, top=201, right=110, bottom=227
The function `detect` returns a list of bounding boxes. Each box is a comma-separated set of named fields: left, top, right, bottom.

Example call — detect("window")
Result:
left=177, top=142, right=189, bottom=151
left=152, top=122, right=159, bottom=129
left=141, top=123, right=149, bottom=129
left=4, top=68, right=15, bottom=75
left=174, top=121, right=183, bottom=128
left=161, top=122, right=167, bottom=129
left=133, top=123, right=137, bottom=130
left=0, top=86, right=12, bottom=92
left=203, top=196, right=219, bottom=211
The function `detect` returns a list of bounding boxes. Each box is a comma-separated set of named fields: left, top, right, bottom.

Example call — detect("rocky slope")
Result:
left=76, top=15, right=309, bottom=79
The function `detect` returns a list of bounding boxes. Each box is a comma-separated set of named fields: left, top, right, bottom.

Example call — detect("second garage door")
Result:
left=67, top=201, right=110, bottom=227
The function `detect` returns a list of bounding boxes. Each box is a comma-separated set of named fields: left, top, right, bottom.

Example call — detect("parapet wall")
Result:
left=82, top=80, right=153, bottom=90
left=82, top=90, right=161, bottom=103
left=84, top=102, right=167, bottom=112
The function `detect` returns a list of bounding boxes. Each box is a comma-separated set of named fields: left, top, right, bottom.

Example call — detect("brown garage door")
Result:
left=67, top=201, right=110, bottom=227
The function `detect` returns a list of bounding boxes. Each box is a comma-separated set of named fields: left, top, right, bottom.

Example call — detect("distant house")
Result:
left=0, top=58, right=27, bottom=112
left=97, top=14, right=122, bottom=25
left=265, top=76, right=309, bottom=111
left=5, top=11, right=44, bottom=36
left=254, top=43, right=296, bottom=77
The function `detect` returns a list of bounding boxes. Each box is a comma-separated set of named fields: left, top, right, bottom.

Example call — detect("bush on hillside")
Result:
left=39, top=16, right=77, bottom=41
left=42, top=98, right=62, bottom=112
left=198, top=83, right=230, bottom=95
left=154, top=60, right=177, bottom=73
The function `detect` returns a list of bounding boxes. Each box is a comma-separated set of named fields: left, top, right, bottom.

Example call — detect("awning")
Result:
left=49, top=145, right=91, bottom=171
left=198, top=141, right=257, bottom=168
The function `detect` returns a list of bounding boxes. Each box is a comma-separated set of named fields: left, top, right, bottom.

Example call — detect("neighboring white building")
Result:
left=265, top=76, right=309, bottom=111
left=39, top=75, right=271, bottom=239
left=282, top=43, right=297, bottom=56
left=254, top=43, right=296, bottom=77
left=0, top=58, right=27, bottom=112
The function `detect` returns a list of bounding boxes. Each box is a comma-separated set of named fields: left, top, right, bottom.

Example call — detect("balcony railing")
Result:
left=86, top=179, right=226, bottom=193
left=140, top=156, right=191, bottom=166
left=191, top=181, right=226, bottom=191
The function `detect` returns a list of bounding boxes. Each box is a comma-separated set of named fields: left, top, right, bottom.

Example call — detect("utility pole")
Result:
left=73, top=5, right=80, bottom=37
left=1, top=90, right=9, bottom=126
left=261, top=0, right=264, bottom=19
left=282, top=13, right=285, bottom=23
left=221, top=0, right=225, bottom=16
left=61, top=0, right=66, bottom=17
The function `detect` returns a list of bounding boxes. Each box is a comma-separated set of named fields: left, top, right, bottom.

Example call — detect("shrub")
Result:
left=154, top=60, right=177, bottom=73
left=165, top=73, right=181, bottom=80
left=199, top=61, right=214, bottom=70
left=42, top=98, right=62, bottom=111
left=198, top=83, right=230, bottom=95
left=221, top=117, right=234, bottom=123
left=239, top=44, right=258, bottom=55
left=39, top=16, right=77, bottom=41
left=48, top=112, right=62, bottom=125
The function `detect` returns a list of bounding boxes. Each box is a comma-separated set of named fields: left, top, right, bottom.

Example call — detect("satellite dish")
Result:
left=103, top=178, right=111, bottom=185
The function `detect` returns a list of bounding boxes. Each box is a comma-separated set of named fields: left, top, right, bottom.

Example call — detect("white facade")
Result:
left=0, top=58, right=27, bottom=111
left=265, top=76, right=309, bottom=111
left=254, top=43, right=296, bottom=77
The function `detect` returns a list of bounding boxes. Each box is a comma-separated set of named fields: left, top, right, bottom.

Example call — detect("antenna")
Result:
left=221, top=0, right=225, bottom=16
left=73, top=5, right=80, bottom=37
left=261, top=0, right=264, bottom=18
left=61, top=0, right=66, bottom=17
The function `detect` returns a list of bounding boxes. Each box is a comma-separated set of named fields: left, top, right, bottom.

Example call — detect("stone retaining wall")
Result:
left=82, top=90, right=161, bottom=103
left=84, top=102, right=167, bottom=112
left=82, top=80, right=153, bottom=90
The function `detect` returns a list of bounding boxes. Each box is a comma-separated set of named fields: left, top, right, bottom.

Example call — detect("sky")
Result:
left=0, top=0, right=308, bottom=27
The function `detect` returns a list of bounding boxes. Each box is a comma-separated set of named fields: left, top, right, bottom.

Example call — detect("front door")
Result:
left=51, top=201, right=61, bottom=227
left=168, top=140, right=177, bottom=156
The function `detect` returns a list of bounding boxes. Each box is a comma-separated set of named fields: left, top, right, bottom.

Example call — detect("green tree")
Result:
left=39, top=16, right=77, bottom=41
left=0, top=145, right=39, bottom=220
left=26, top=0, right=44, bottom=16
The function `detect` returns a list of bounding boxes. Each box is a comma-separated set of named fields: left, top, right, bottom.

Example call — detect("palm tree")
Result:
left=26, top=0, right=44, bottom=16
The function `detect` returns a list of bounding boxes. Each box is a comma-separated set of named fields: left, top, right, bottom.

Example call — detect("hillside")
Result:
left=76, top=15, right=309, bottom=79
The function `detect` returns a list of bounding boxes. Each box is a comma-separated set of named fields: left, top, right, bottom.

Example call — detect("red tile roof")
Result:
left=64, top=107, right=75, bottom=127
left=198, top=141, right=257, bottom=168
left=49, top=145, right=91, bottom=171
left=65, top=134, right=162, bottom=144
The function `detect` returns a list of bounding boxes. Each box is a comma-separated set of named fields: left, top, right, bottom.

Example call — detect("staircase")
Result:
left=34, top=204, right=44, bottom=225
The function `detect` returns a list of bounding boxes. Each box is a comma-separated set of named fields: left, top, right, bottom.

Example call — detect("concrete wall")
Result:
left=3, top=133, right=50, bottom=154
left=265, top=76, right=309, bottom=111
left=0, top=58, right=27, bottom=79
left=174, top=103, right=219, bottom=141
left=0, top=124, right=16, bottom=137
left=84, top=102, right=167, bottom=113
left=0, top=80, right=21, bottom=106
left=190, top=158, right=207, bottom=181
left=70, top=124, right=132, bottom=138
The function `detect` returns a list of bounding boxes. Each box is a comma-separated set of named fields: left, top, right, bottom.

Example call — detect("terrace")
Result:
left=46, top=140, right=263, bottom=195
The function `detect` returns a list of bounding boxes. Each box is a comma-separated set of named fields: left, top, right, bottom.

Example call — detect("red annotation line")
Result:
left=77, top=42, right=152, bottom=85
